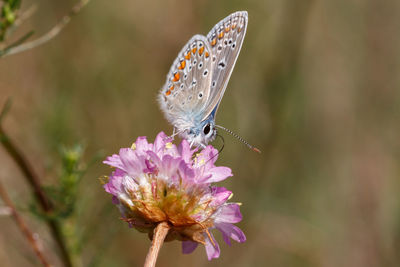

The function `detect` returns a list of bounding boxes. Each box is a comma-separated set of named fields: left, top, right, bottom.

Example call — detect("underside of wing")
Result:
left=158, top=35, right=214, bottom=129
left=201, top=11, right=248, bottom=121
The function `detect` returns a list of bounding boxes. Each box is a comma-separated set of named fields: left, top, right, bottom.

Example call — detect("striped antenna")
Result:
left=215, top=125, right=261, bottom=153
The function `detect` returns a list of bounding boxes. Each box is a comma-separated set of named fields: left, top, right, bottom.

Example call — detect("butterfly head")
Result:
left=183, top=118, right=217, bottom=148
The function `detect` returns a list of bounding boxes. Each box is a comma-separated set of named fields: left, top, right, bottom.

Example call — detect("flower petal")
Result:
left=198, top=146, right=218, bottom=168
left=145, top=151, right=162, bottom=173
left=178, top=160, right=195, bottom=182
left=201, top=166, right=232, bottom=183
left=103, top=154, right=124, bottom=170
left=204, top=232, right=220, bottom=260
left=119, top=148, right=144, bottom=175
left=104, top=170, right=124, bottom=196
left=153, top=132, right=169, bottom=154
left=159, top=155, right=182, bottom=183
left=214, top=203, right=243, bottom=224
left=182, top=241, right=198, bottom=254
left=178, top=139, right=197, bottom=163
left=134, top=136, right=152, bottom=154
left=215, top=222, right=246, bottom=245
left=210, top=187, right=232, bottom=206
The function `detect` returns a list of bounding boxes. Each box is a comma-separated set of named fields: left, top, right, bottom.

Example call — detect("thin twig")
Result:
left=14, top=5, right=38, bottom=27
left=0, top=5, right=37, bottom=50
left=0, top=0, right=90, bottom=58
left=0, top=4, right=38, bottom=47
left=0, top=99, right=52, bottom=212
left=0, top=181, right=53, bottom=267
left=0, top=100, right=73, bottom=267
left=144, top=222, right=170, bottom=267
left=0, top=30, right=35, bottom=58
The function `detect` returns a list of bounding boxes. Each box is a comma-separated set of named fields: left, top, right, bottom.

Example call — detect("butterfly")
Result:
left=158, top=11, right=257, bottom=151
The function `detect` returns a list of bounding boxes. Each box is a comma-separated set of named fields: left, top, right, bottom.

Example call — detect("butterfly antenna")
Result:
left=215, top=125, right=261, bottom=153
left=216, top=133, right=225, bottom=155
left=203, top=134, right=225, bottom=165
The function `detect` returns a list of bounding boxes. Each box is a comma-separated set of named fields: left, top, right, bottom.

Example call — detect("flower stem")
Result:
left=144, top=222, right=170, bottom=267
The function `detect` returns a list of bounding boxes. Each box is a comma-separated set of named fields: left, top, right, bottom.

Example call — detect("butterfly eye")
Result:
left=203, top=124, right=211, bottom=135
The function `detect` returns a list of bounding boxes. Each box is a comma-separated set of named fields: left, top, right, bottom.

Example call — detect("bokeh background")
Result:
left=1, top=0, right=400, bottom=266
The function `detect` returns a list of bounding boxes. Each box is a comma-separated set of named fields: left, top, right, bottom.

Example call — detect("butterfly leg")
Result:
left=165, top=127, right=178, bottom=141
left=189, top=139, right=195, bottom=148
left=172, top=127, right=176, bottom=140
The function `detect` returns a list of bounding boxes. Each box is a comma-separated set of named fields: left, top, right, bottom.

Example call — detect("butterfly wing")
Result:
left=200, top=11, right=248, bottom=121
left=158, top=35, right=214, bottom=131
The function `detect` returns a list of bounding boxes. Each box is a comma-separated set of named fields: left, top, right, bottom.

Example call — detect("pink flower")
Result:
left=102, top=132, right=246, bottom=260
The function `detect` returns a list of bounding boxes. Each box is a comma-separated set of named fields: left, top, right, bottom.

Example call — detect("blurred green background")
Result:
left=1, top=0, right=400, bottom=266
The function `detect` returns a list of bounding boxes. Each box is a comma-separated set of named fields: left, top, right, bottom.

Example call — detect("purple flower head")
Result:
left=102, top=132, right=246, bottom=260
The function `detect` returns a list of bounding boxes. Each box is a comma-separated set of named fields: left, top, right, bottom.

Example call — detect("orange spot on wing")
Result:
left=225, top=26, right=230, bottom=32
left=185, top=51, right=191, bottom=60
left=166, top=90, right=171, bottom=96
left=237, top=27, right=242, bottom=33
left=205, top=51, right=210, bottom=58
left=172, top=72, right=180, bottom=82
left=178, top=60, right=186, bottom=70
left=210, top=38, right=217, bottom=46
left=218, top=31, right=224, bottom=39
left=169, top=85, right=174, bottom=91
left=232, top=23, right=237, bottom=29
left=198, top=46, right=204, bottom=56
left=192, top=47, right=197, bottom=54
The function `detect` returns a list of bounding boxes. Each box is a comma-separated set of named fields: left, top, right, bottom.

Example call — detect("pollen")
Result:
left=178, top=60, right=186, bottom=70
left=198, top=46, right=204, bottom=56
left=194, top=153, right=206, bottom=166
left=210, top=38, right=217, bottom=47
left=131, top=142, right=136, bottom=150
left=172, top=72, right=180, bottom=82
left=218, top=31, right=224, bottom=39
left=165, top=142, right=173, bottom=149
